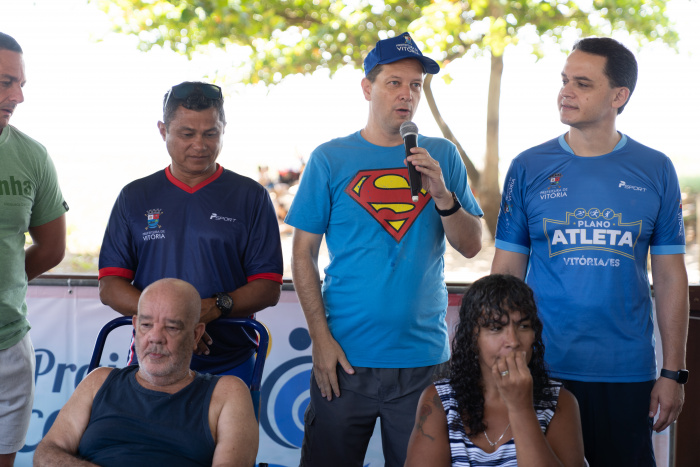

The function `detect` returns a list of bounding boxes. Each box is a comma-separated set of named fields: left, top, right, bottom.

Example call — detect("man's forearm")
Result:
left=229, top=278, right=281, bottom=315
left=291, top=230, right=332, bottom=340
left=98, top=276, right=141, bottom=316
left=491, top=249, right=529, bottom=280
left=25, top=215, right=67, bottom=281
left=291, top=253, right=331, bottom=340
left=34, top=444, right=98, bottom=467
left=441, top=209, right=482, bottom=259
left=293, top=269, right=330, bottom=340
left=25, top=243, right=65, bottom=281
left=652, top=255, right=689, bottom=370
left=201, top=279, right=282, bottom=323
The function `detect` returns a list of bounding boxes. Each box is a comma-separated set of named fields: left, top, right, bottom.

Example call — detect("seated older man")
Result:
left=34, top=278, right=258, bottom=467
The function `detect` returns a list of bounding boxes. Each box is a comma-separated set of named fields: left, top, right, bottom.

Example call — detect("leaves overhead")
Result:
left=97, top=0, right=679, bottom=239
left=96, top=0, right=678, bottom=85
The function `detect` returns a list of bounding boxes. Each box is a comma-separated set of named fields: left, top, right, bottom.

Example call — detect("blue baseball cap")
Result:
left=364, top=32, right=440, bottom=76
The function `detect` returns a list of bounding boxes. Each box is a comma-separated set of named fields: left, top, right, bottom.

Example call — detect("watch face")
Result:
left=678, top=370, right=689, bottom=384
left=217, top=293, right=233, bottom=314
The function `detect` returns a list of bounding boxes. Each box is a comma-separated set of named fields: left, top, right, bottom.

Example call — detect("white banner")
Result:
left=17, top=284, right=462, bottom=467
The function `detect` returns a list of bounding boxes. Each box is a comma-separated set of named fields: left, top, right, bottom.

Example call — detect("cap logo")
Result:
left=396, top=42, right=420, bottom=56
left=363, top=32, right=440, bottom=75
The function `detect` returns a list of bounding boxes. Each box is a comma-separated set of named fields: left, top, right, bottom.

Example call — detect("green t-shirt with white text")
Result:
left=0, top=125, right=67, bottom=349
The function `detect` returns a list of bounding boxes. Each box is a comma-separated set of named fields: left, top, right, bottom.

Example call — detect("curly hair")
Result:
left=448, top=274, right=554, bottom=436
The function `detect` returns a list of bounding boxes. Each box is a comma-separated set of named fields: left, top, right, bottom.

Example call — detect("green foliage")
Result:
left=681, top=176, right=700, bottom=194
left=99, top=0, right=427, bottom=83
left=96, top=0, right=679, bottom=238
left=95, top=0, right=678, bottom=85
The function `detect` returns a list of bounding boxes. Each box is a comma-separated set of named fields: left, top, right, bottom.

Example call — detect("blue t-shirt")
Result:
left=285, top=131, right=483, bottom=368
left=99, top=165, right=283, bottom=371
left=495, top=134, right=685, bottom=382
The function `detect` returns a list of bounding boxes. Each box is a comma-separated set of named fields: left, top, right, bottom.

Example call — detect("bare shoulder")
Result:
left=547, top=386, right=585, bottom=466
left=37, top=367, right=115, bottom=454
left=557, top=387, right=580, bottom=412
left=549, top=386, right=581, bottom=427
left=80, top=367, right=114, bottom=396
left=210, top=375, right=253, bottom=410
left=422, top=384, right=444, bottom=411
left=208, top=375, right=257, bottom=444
left=405, top=383, right=451, bottom=467
left=213, top=375, right=250, bottom=395
left=417, top=383, right=447, bottom=427
left=423, top=383, right=438, bottom=398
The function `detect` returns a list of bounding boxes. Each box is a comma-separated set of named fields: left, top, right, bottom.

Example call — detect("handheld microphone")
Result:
left=400, top=121, right=422, bottom=202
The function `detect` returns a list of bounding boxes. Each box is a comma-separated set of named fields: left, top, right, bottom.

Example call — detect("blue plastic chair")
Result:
left=87, top=316, right=270, bottom=420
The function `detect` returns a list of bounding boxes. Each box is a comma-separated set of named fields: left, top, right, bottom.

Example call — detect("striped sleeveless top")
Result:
left=434, top=378, right=561, bottom=466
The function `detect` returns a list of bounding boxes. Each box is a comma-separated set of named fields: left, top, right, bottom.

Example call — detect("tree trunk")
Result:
left=423, top=74, right=480, bottom=189
left=480, top=53, right=504, bottom=239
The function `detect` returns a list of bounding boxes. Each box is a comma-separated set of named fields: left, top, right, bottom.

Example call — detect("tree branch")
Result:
left=423, top=74, right=480, bottom=189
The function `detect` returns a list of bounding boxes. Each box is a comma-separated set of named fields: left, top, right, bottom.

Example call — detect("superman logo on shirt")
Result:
left=345, top=168, right=431, bottom=242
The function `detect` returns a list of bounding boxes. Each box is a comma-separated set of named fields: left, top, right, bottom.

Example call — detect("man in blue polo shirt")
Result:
left=98, top=82, right=283, bottom=378
left=491, top=37, right=689, bottom=466
left=286, top=33, right=483, bottom=466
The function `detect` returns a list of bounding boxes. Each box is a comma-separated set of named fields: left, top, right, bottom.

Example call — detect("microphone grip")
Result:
left=403, top=134, right=422, bottom=202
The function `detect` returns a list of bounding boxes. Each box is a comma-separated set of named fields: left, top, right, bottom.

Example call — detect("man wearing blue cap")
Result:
left=286, top=32, right=483, bottom=466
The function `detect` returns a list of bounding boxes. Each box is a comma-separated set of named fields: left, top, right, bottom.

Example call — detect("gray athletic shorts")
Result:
left=0, top=333, right=35, bottom=454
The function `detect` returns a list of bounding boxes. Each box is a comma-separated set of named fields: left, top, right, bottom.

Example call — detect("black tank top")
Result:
left=78, top=366, right=220, bottom=466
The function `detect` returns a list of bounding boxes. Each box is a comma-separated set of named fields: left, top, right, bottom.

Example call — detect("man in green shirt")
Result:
left=0, top=32, right=68, bottom=466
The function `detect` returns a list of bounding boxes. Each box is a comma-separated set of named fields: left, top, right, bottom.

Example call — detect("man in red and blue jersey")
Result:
left=98, top=82, right=283, bottom=379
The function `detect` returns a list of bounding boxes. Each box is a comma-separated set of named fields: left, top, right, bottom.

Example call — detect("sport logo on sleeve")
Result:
left=345, top=168, right=431, bottom=242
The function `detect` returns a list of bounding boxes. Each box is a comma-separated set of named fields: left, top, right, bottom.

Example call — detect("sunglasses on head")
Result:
left=163, top=83, right=222, bottom=111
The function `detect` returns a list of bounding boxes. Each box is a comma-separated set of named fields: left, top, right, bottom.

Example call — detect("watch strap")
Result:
left=435, top=192, right=461, bottom=217
left=660, top=368, right=689, bottom=384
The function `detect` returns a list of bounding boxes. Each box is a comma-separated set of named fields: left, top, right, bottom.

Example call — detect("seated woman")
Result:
left=405, top=274, right=585, bottom=467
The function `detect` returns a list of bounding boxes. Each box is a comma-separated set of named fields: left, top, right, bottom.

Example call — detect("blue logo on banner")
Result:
left=260, top=328, right=313, bottom=449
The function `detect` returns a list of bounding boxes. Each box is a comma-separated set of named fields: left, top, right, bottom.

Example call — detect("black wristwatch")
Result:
left=213, top=292, right=234, bottom=318
left=435, top=192, right=461, bottom=217
left=660, top=368, right=689, bottom=384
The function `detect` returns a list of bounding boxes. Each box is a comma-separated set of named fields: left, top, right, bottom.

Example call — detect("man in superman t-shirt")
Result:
left=285, top=33, right=483, bottom=467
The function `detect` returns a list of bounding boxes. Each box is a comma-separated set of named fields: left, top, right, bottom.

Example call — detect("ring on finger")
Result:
left=500, top=370, right=509, bottom=377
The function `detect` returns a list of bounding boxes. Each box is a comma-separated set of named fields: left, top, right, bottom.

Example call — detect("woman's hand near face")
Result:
left=491, top=351, right=585, bottom=466
left=492, top=350, right=534, bottom=413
